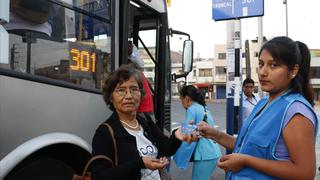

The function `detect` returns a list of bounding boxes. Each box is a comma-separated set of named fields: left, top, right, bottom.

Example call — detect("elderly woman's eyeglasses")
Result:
left=114, top=87, right=141, bottom=97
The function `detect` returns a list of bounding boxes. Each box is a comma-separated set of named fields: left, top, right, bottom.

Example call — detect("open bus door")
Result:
left=122, top=0, right=194, bottom=134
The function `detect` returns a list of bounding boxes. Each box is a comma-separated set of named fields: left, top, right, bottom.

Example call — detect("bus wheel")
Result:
left=5, top=157, right=74, bottom=180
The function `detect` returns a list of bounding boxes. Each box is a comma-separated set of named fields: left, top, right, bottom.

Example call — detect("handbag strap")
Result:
left=80, top=123, right=118, bottom=179
left=102, top=123, right=118, bottom=166
left=81, top=155, right=114, bottom=178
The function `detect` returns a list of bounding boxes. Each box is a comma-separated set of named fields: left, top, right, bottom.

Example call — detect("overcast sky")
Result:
left=167, top=0, right=320, bottom=58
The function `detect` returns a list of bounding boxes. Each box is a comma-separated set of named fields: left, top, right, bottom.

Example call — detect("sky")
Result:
left=167, top=0, right=320, bottom=58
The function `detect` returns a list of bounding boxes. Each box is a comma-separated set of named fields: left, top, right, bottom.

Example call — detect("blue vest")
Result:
left=227, top=91, right=318, bottom=180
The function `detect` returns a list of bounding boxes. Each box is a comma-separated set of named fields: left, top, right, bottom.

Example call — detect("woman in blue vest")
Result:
left=174, top=85, right=221, bottom=180
left=198, top=36, right=318, bottom=179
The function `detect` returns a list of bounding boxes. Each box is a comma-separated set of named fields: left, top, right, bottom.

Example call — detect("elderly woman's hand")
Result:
left=174, top=125, right=198, bottom=143
left=183, top=133, right=198, bottom=144
left=175, top=128, right=198, bottom=143
left=142, top=156, right=169, bottom=170
left=174, top=127, right=184, bottom=141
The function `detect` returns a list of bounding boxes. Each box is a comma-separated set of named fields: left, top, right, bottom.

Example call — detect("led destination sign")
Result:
left=69, top=42, right=96, bottom=73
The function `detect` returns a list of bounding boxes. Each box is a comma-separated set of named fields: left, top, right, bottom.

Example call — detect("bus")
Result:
left=0, top=0, right=193, bottom=179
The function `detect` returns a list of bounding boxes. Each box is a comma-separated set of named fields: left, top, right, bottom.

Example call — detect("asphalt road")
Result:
left=169, top=99, right=227, bottom=180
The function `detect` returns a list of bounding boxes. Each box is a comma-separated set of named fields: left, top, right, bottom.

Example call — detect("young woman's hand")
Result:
left=197, top=121, right=220, bottom=139
left=142, top=156, right=169, bottom=170
left=217, top=153, right=248, bottom=172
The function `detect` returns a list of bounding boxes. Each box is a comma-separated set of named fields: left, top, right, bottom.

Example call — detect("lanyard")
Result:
left=246, top=96, right=257, bottom=106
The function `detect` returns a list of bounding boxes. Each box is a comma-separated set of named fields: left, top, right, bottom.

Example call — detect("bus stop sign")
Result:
left=212, top=0, right=264, bottom=21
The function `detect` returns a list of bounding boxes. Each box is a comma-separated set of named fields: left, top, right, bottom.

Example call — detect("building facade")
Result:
left=140, top=44, right=320, bottom=102
left=187, top=58, right=214, bottom=100
left=213, top=43, right=320, bottom=102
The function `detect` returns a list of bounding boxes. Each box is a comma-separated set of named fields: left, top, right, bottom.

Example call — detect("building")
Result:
left=188, top=58, right=214, bottom=99
left=140, top=43, right=320, bottom=102
left=213, top=44, right=228, bottom=99
left=310, top=49, right=320, bottom=102
left=213, top=41, right=261, bottom=99
left=213, top=42, right=320, bottom=102
left=140, top=48, right=215, bottom=99
left=139, top=48, right=185, bottom=98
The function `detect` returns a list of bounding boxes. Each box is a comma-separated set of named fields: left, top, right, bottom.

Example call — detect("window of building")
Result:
left=218, top=53, right=226, bottom=60
left=145, top=67, right=153, bottom=72
left=193, top=69, right=196, bottom=76
left=199, top=68, right=212, bottom=77
left=242, top=68, right=247, bottom=74
left=216, top=66, right=226, bottom=75
left=311, top=67, right=320, bottom=78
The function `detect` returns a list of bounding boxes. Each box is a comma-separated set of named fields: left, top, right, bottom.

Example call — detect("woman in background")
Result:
left=174, top=85, right=221, bottom=180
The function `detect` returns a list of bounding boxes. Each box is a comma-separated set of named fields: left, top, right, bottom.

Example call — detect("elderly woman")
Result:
left=90, top=64, right=183, bottom=180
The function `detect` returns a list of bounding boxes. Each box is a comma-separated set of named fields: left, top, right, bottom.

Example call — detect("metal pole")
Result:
left=23, top=31, right=36, bottom=74
left=283, top=0, right=288, bottom=36
left=10, top=44, right=16, bottom=70
left=26, top=42, right=31, bottom=73
left=258, top=17, right=263, bottom=49
left=257, top=16, right=264, bottom=97
left=226, top=20, right=235, bottom=154
left=244, top=40, right=251, bottom=78
left=234, top=19, right=241, bottom=134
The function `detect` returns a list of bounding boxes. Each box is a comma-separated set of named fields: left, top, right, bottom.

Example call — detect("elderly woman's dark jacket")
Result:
left=91, top=112, right=182, bottom=180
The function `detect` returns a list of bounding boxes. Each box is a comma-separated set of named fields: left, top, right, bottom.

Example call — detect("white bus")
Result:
left=0, top=0, right=193, bottom=179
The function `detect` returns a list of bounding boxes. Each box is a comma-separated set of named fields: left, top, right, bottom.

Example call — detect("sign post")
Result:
left=212, top=0, right=264, bottom=135
left=233, top=19, right=241, bottom=133
left=226, top=20, right=235, bottom=147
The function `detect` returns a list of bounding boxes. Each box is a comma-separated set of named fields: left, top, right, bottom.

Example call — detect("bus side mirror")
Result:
left=182, top=40, right=193, bottom=73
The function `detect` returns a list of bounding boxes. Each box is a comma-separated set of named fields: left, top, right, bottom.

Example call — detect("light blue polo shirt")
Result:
left=185, top=103, right=221, bottom=160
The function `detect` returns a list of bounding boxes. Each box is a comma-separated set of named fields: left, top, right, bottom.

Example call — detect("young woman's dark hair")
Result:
left=179, top=85, right=206, bottom=106
left=102, top=64, right=145, bottom=111
left=259, top=36, right=313, bottom=106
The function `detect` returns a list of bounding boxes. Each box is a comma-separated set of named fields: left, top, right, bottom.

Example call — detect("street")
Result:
left=169, top=99, right=320, bottom=180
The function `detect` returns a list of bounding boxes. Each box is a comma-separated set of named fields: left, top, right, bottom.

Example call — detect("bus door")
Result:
left=121, top=0, right=172, bottom=133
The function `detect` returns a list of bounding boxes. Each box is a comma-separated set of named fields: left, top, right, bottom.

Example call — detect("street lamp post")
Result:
left=283, top=0, right=288, bottom=36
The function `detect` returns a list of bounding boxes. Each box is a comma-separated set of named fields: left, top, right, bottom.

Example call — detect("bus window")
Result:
left=62, top=0, right=111, bottom=21
left=0, top=0, right=112, bottom=90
